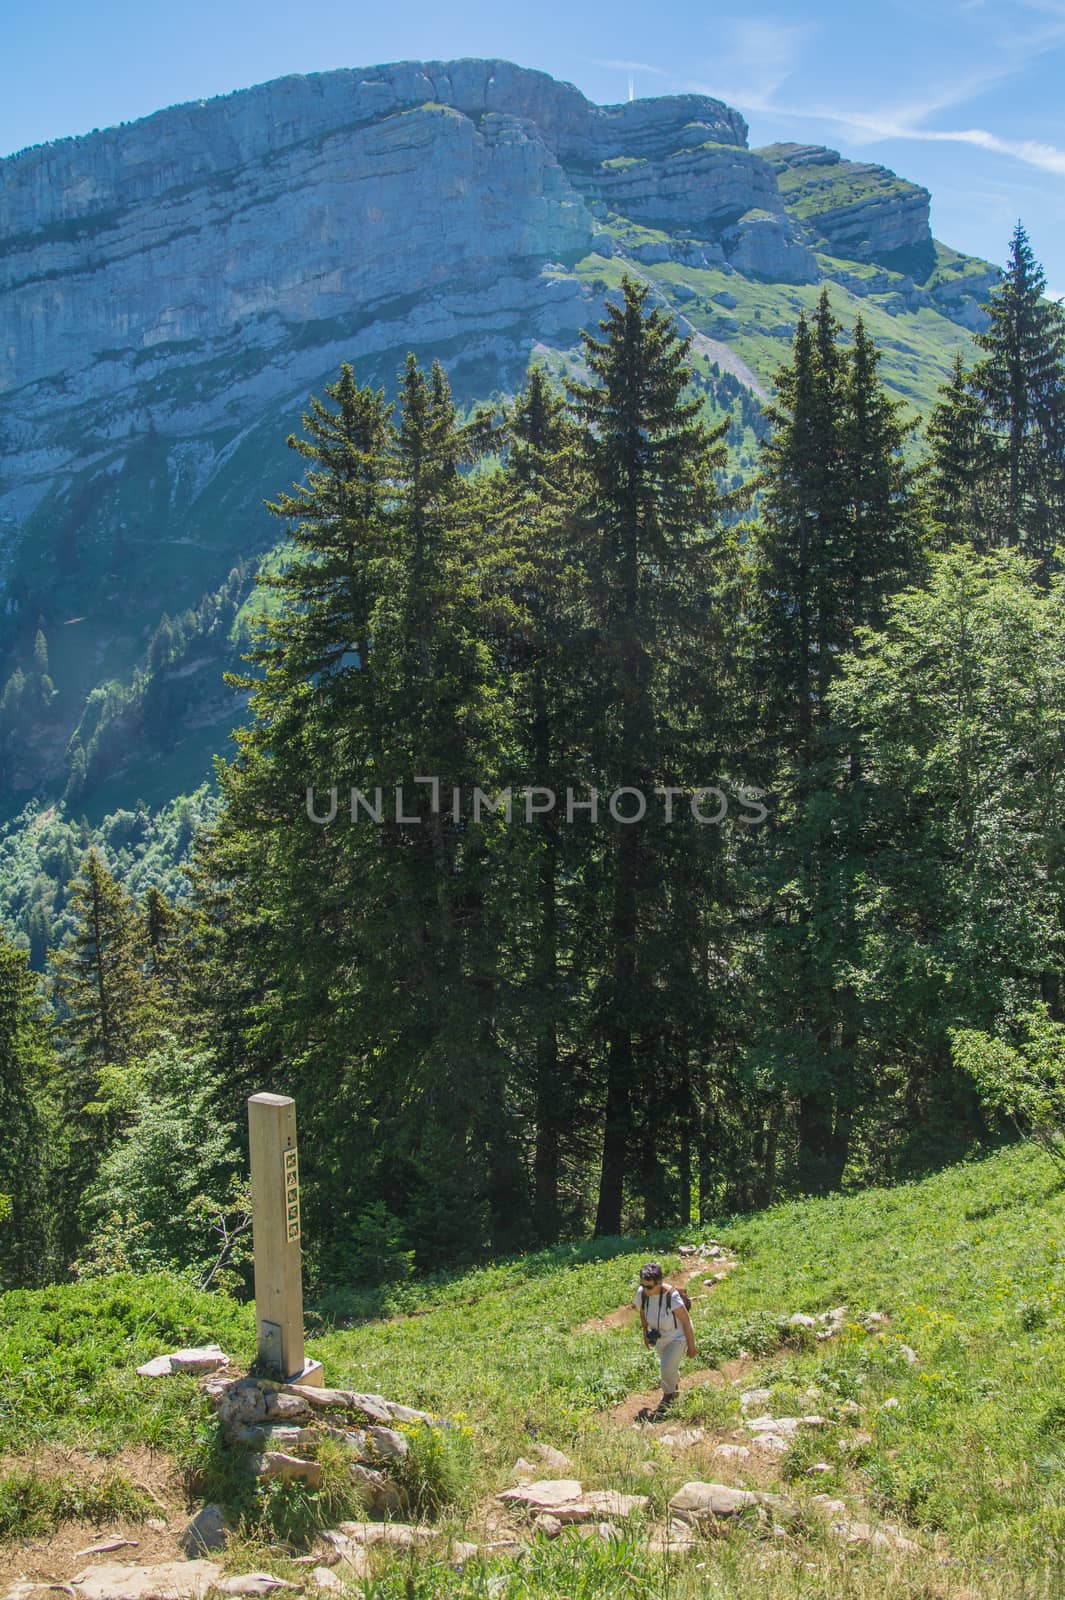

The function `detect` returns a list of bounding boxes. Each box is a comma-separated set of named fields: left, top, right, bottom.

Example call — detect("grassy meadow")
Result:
left=2, top=1141, right=1063, bottom=1597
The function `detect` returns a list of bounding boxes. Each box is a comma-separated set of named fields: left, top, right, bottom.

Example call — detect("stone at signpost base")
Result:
left=180, top=1502, right=229, bottom=1555
left=247, top=1450, right=323, bottom=1486
left=368, top=1423, right=408, bottom=1460
left=71, top=1561, right=224, bottom=1600
left=348, top=1460, right=405, bottom=1513
left=285, top=1385, right=392, bottom=1423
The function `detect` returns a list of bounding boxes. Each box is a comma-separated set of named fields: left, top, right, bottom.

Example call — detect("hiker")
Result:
left=637, top=1261, right=696, bottom=1408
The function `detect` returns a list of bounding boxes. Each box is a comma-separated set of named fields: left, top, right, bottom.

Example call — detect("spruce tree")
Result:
left=926, top=353, right=994, bottom=550
left=49, top=849, right=150, bottom=1260
left=487, top=365, right=586, bottom=1242
left=971, top=223, right=1065, bottom=571
left=0, top=933, right=55, bottom=1286
left=566, top=276, right=734, bottom=1236
left=749, top=296, right=924, bottom=1193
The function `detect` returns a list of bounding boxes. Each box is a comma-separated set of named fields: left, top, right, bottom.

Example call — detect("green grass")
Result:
left=4, top=1141, right=1065, bottom=1591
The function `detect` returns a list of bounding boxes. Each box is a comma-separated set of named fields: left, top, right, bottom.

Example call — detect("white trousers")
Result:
left=657, top=1337, right=685, bottom=1394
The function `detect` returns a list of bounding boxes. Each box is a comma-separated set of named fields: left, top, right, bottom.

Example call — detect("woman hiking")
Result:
left=637, top=1260, right=696, bottom=1412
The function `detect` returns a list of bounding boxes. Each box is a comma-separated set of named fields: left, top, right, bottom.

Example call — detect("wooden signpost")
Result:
left=248, top=1092, right=323, bottom=1386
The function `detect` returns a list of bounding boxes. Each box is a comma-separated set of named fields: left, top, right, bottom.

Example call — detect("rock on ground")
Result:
left=246, top=1450, right=323, bottom=1486
left=179, top=1502, right=229, bottom=1555
left=71, top=1562, right=224, bottom=1600
left=497, top=1478, right=584, bottom=1510
left=669, top=1481, right=786, bottom=1523
left=136, top=1344, right=229, bottom=1378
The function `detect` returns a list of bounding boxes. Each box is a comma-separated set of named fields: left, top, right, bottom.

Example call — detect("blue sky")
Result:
left=2, top=0, right=1062, bottom=292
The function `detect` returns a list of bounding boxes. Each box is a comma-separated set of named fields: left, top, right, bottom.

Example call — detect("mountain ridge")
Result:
left=0, top=58, right=997, bottom=818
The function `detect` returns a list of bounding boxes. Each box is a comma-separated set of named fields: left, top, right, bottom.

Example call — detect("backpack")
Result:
left=640, top=1282, right=691, bottom=1328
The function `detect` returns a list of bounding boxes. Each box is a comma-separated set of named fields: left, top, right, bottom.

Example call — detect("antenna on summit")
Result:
left=628, top=73, right=635, bottom=102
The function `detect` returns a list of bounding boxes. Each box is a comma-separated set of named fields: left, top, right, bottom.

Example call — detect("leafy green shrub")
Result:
left=952, top=1006, right=1065, bottom=1170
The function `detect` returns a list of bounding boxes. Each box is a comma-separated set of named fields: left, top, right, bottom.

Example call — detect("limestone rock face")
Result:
left=759, top=142, right=932, bottom=269
left=0, top=55, right=996, bottom=812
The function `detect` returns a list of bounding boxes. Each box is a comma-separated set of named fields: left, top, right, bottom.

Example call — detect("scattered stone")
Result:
left=679, top=1245, right=697, bottom=1256
left=246, top=1451, right=323, bottom=1486
left=805, top=1463, right=833, bottom=1476
left=669, top=1481, right=783, bottom=1522
left=862, top=1312, right=888, bottom=1328
left=571, top=1521, right=621, bottom=1541
left=711, top=1443, right=750, bottom=1462
left=837, top=1431, right=873, bottom=1453
left=534, top=1513, right=563, bottom=1538
left=368, top=1424, right=408, bottom=1460
left=72, top=1561, right=223, bottom=1600
left=739, top=1388, right=772, bottom=1414
left=880, top=1396, right=901, bottom=1410
left=319, top=1532, right=372, bottom=1577
left=746, top=1413, right=800, bottom=1435
left=827, top=1517, right=920, bottom=1554
left=750, top=1434, right=788, bottom=1456
left=810, top=1494, right=848, bottom=1516
left=76, top=1538, right=139, bottom=1556
left=649, top=1518, right=699, bottom=1553
left=512, top=1456, right=537, bottom=1478
left=576, top=1491, right=648, bottom=1520
left=136, top=1345, right=229, bottom=1378
left=788, top=1313, right=817, bottom=1328
left=657, top=1427, right=706, bottom=1449
left=310, top=1571, right=342, bottom=1594
left=497, top=1478, right=584, bottom=1511
left=898, top=1344, right=920, bottom=1365
left=216, top=1578, right=294, bottom=1596
left=532, top=1442, right=573, bottom=1472
left=335, top=1522, right=434, bottom=1548
left=450, top=1541, right=480, bottom=1564
left=2, top=1585, right=40, bottom=1600
left=146, top=1519, right=168, bottom=1534
left=838, top=1400, right=861, bottom=1415
left=179, top=1503, right=229, bottom=1556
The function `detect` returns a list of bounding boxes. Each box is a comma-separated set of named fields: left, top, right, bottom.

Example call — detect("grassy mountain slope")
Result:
left=3, top=1141, right=1062, bottom=1595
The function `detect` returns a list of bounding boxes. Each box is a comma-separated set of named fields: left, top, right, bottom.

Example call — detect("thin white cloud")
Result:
left=592, top=58, right=669, bottom=77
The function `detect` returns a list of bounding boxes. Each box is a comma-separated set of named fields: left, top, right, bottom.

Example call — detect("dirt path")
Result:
left=610, top=1356, right=754, bottom=1428
left=576, top=1254, right=736, bottom=1335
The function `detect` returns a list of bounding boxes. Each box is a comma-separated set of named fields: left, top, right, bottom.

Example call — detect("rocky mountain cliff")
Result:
left=0, top=58, right=997, bottom=813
